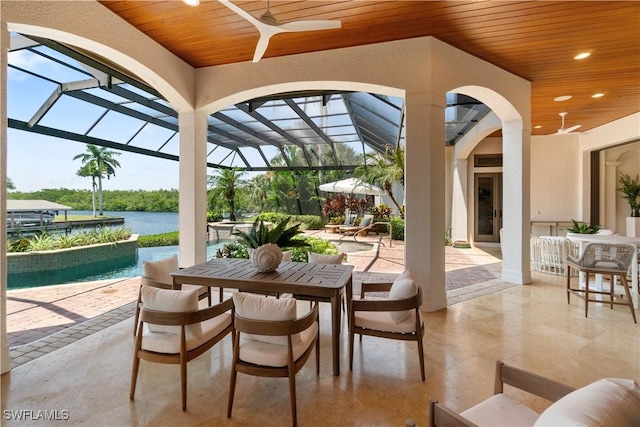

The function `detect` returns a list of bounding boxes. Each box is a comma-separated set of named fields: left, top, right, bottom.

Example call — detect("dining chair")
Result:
left=349, top=269, right=425, bottom=381
left=133, top=254, right=212, bottom=335
left=130, top=287, right=234, bottom=411
left=227, top=292, right=319, bottom=427
left=566, top=242, right=637, bottom=323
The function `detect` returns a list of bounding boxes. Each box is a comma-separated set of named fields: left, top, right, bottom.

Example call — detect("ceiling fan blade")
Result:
left=277, top=20, right=342, bottom=32
left=219, top=0, right=261, bottom=27
left=565, top=124, right=582, bottom=133
left=253, top=35, right=272, bottom=63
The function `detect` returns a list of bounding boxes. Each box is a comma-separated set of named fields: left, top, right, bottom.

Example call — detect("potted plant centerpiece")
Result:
left=618, top=172, right=640, bottom=237
left=566, top=219, right=601, bottom=235
left=234, top=217, right=310, bottom=272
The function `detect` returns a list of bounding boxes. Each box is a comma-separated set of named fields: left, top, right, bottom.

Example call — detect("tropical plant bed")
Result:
left=7, top=234, right=139, bottom=275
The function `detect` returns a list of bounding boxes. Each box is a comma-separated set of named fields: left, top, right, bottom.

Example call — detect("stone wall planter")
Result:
left=7, top=234, right=139, bottom=274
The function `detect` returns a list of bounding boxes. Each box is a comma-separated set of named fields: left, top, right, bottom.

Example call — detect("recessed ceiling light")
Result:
left=574, top=52, right=591, bottom=60
left=592, top=93, right=605, bottom=98
left=534, top=125, right=543, bottom=129
left=554, top=95, right=572, bottom=102
left=183, top=0, right=199, bottom=6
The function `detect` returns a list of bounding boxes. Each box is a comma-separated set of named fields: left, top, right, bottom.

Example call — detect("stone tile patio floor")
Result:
left=7, top=232, right=507, bottom=368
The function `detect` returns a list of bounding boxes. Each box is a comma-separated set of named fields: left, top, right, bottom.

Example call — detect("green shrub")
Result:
left=256, top=212, right=323, bottom=230
left=138, top=231, right=179, bottom=247
left=207, top=211, right=223, bottom=222
left=389, top=217, right=405, bottom=241
left=6, top=226, right=133, bottom=252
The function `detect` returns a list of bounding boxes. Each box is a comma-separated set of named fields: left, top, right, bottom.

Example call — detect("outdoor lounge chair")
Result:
left=429, top=360, right=640, bottom=427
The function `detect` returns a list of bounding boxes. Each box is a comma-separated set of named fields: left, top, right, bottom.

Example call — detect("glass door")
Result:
left=474, top=173, right=502, bottom=242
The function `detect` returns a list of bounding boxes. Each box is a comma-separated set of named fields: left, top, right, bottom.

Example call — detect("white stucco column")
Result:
left=451, top=159, right=469, bottom=243
left=501, top=120, right=532, bottom=284
left=1, top=22, right=11, bottom=374
left=178, top=111, right=209, bottom=267
left=405, top=91, right=447, bottom=311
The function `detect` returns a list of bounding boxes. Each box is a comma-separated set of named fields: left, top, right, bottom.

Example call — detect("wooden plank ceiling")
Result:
left=99, top=0, right=640, bottom=137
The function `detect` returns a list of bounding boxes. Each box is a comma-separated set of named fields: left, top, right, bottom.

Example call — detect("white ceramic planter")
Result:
left=626, top=217, right=640, bottom=238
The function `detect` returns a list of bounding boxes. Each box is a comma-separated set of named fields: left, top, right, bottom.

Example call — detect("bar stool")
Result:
left=566, top=242, right=637, bottom=323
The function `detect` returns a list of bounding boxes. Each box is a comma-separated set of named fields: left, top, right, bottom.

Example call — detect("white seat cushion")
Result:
left=143, top=255, right=179, bottom=284
left=142, top=312, right=232, bottom=354
left=354, top=310, right=422, bottom=334
left=141, top=287, right=202, bottom=338
left=308, top=252, right=345, bottom=264
left=388, top=269, right=418, bottom=323
left=233, top=292, right=299, bottom=346
left=461, top=393, right=540, bottom=427
left=238, top=321, right=318, bottom=367
left=534, top=378, right=640, bottom=427
left=141, top=312, right=232, bottom=354
left=142, top=255, right=207, bottom=296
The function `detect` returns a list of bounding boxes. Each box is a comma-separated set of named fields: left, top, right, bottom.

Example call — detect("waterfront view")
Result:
left=68, top=210, right=180, bottom=236
left=9, top=211, right=203, bottom=289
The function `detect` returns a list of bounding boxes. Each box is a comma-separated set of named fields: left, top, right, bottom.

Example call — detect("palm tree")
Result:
left=73, top=145, right=121, bottom=215
left=355, top=145, right=405, bottom=218
left=77, top=163, right=101, bottom=217
left=7, top=177, right=15, bottom=190
left=208, top=168, right=245, bottom=221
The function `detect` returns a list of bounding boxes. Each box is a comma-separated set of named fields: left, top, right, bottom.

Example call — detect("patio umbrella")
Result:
left=318, top=178, right=385, bottom=195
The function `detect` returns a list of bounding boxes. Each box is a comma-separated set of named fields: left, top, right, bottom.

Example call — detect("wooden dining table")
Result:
left=171, top=258, right=354, bottom=376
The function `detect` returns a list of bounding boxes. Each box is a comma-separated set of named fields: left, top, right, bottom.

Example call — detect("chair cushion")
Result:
left=143, top=255, right=179, bottom=285
left=354, top=310, right=421, bottom=334
left=233, top=292, right=299, bottom=346
left=460, top=393, right=540, bottom=427
left=141, top=311, right=231, bottom=354
left=308, top=252, right=345, bottom=264
left=360, top=216, right=373, bottom=228
left=238, top=321, right=318, bottom=367
left=534, top=378, right=640, bottom=427
left=141, top=286, right=202, bottom=338
left=388, top=270, right=418, bottom=323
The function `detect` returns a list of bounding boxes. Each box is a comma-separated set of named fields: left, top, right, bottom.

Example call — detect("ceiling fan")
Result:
left=219, top=0, right=342, bottom=63
left=555, top=112, right=582, bottom=134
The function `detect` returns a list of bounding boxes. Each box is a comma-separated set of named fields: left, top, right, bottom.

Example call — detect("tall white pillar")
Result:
left=501, top=120, right=532, bottom=284
left=405, top=91, right=447, bottom=311
left=178, top=111, right=208, bottom=267
left=451, top=159, right=469, bottom=243
left=1, top=22, right=11, bottom=374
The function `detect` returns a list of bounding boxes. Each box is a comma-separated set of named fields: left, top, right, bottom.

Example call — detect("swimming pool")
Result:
left=7, top=243, right=225, bottom=289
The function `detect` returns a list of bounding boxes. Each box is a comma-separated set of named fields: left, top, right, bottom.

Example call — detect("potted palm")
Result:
left=618, top=172, right=640, bottom=237
left=234, top=217, right=309, bottom=272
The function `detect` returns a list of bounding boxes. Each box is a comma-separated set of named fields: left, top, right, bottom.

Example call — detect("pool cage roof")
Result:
left=8, top=33, right=490, bottom=172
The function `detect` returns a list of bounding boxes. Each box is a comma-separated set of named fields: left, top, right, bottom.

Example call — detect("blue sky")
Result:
left=8, top=128, right=180, bottom=192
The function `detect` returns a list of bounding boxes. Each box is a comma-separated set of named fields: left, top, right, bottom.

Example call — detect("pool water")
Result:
left=7, top=243, right=224, bottom=290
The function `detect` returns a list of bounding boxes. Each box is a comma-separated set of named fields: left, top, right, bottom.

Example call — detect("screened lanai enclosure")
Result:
left=8, top=32, right=491, bottom=215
